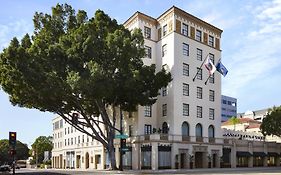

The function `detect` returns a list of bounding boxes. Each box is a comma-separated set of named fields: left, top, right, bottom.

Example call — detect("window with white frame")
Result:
left=209, top=35, right=214, bottom=47
left=183, top=83, right=189, bottom=96
left=197, top=87, right=202, bottom=99
left=197, top=68, right=202, bottom=80
left=162, top=44, right=167, bottom=57
left=209, top=90, right=215, bottom=102
left=182, top=23, right=188, bottom=36
left=209, top=108, right=215, bottom=120
left=145, top=45, right=152, bottom=58
left=162, top=86, right=167, bottom=96
left=183, top=103, right=189, bottom=116
left=163, top=24, right=167, bottom=36
left=144, top=26, right=151, bottom=39
left=144, top=124, right=152, bottom=134
left=197, top=48, right=202, bottom=61
left=196, top=30, right=202, bottom=41
left=183, top=63, right=189, bottom=76
left=183, top=43, right=189, bottom=56
left=209, top=74, right=214, bottom=84
left=197, top=106, right=202, bottom=118
left=162, top=104, right=167, bottom=116
left=144, top=105, right=152, bottom=117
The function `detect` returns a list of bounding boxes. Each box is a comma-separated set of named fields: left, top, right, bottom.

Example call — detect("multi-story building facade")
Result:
left=221, top=95, right=237, bottom=122
left=52, top=6, right=224, bottom=170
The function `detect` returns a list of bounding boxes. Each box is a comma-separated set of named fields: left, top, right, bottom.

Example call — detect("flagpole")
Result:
left=204, top=58, right=221, bottom=85
left=192, top=53, right=209, bottom=82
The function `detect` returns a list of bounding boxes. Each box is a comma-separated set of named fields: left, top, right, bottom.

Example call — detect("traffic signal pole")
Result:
left=119, top=108, right=123, bottom=171
left=9, top=132, right=16, bottom=175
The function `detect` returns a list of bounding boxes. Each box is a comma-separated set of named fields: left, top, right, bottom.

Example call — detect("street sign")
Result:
left=115, top=134, right=129, bottom=139
left=122, top=147, right=129, bottom=152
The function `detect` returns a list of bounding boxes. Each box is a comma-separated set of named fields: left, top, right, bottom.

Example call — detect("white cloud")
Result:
left=0, top=19, right=32, bottom=49
left=222, top=0, right=281, bottom=111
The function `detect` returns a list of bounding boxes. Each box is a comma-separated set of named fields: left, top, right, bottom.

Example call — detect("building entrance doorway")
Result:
left=212, top=154, right=217, bottom=168
left=195, top=152, right=203, bottom=168
left=76, top=155, right=81, bottom=168
left=85, top=152, right=89, bottom=169
left=180, top=153, right=186, bottom=168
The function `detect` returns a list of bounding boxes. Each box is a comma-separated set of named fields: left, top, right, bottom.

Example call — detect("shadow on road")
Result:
left=16, top=173, right=68, bottom=175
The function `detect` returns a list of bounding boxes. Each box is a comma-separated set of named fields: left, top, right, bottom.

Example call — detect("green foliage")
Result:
left=260, top=106, right=281, bottom=137
left=0, top=139, right=29, bottom=164
left=31, top=136, right=53, bottom=164
left=229, top=116, right=240, bottom=131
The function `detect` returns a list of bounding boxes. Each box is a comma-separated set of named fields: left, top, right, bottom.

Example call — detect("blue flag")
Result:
left=216, top=61, right=228, bottom=77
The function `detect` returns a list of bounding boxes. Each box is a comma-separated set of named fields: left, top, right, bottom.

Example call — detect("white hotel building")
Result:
left=52, top=6, right=279, bottom=170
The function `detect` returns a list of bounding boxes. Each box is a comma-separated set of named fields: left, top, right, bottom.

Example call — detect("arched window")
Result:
left=181, top=122, right=189, bottom=136
left=162, top=122, right=169, bottom=134
left=195, top=123, right=203, bottom=137
left=208, top=125, right=215, bottom=138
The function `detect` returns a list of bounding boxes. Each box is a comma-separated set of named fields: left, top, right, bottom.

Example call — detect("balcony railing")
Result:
left=196, top=136, right=204, bottom=142
left=182, top=135, right=190, bottom=142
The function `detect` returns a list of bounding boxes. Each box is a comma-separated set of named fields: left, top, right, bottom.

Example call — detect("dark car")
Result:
left=0, top=165, right=11, bottom=172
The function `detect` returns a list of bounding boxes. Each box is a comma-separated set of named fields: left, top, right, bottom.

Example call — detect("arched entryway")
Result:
left=85, top=152, right=89, bottom=169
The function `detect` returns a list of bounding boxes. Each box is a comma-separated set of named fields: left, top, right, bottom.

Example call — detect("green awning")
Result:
left=253, top=152, right=267, bottom=157
left=236, top=151, right=252, bottom=157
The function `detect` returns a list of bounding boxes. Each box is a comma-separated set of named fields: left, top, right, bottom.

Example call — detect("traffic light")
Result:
left=72, top=113, right=79, bottom=125
left=9, top=132, right=17, bottom=147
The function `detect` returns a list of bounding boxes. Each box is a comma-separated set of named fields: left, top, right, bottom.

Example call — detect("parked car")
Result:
left=0, top=165, right=11, bottom=172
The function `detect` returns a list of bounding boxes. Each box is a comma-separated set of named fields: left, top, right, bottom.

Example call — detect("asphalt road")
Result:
left=2, top=167, right=281, bottom=175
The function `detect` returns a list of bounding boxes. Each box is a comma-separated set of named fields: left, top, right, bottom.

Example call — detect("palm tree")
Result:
left=229, top=116, right=240, bottom=131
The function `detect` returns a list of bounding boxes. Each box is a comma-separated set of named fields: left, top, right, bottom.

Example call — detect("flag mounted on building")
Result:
left=216, top=60, right=228, bottom=77
left=204, top=55, right=216, bottom=75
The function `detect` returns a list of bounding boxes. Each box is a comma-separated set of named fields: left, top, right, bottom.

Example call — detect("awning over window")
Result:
left=253, top=152, right=267, bottom=157
left=236, top=151, right=252, bottom=157
left=268, top=152, right=279, bottom=157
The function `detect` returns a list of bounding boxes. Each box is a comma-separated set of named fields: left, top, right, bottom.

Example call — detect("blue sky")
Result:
left=1, top=0, right=281, bottom=145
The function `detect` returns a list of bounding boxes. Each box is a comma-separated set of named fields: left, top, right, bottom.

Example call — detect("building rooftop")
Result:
left=222, top=117, right=261, bottom=126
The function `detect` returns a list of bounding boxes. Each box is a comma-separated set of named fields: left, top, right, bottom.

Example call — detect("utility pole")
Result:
left=119, top=108, right=123, bottom=171
left=9, top=132, right=16, bottom=175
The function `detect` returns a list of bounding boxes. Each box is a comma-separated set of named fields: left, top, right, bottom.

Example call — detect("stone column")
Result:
left=216, top=153, right=221, bottom=168
left=231, top=141, right=237, bottom=168
left=263, top=143, right=268, bottom=167
left=151, top=143, right=158, bottom=170
left=132, top=144, right=140, bottom=170
left=248, top=142, right=253, bottom=168
left=203, top=152, right=208, bottom=168
left=276, top=157, right=280, bottom=166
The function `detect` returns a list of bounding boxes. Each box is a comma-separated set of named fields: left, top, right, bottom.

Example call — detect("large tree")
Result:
left=0, top=139, right=29, bottom=164
left=31, top=136, right=53, bottom=164
left=0, top=4, right=171, bottom=169
left=260, top=106, right=281, bottom=137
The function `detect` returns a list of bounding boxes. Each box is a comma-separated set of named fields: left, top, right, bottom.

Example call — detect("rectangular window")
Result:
left=209, top=53, right=215, bottom=63
left=162, top=104, right=167, bottom=116
left=129, top=125, right=133, bottom=137
left=183, top=103, right=189, bottom=116
left=197, top=106, right=202, bottom=118
left=182, top=23, right=188, bottom=36
left=197, top=68, right=202, bottom=80
left=183, top=63, right=189, bottom=76
left=183, top=83, right=189, bottom=96
left=162, top=86, right=167, bottom=96
left=222, top=100, right=227, bottom=104
left=82, top=135, right=84, bottom=143
left=209, top=108, right=215, bottom=120
left=196, top=30, right=202, bottom=41
left=163, top=24, right=167, bottom=36
left=144, top=26, right=151, bottom=39
left=209, top=90, right=215, bottom=102
left=78, top=136, right=80, bottom=144
left=209, top=74, right=214, bottom=84
left=144, top=45, right=152, bottom=58
left=144, top=124, right=152, bottom=135
left=144, top=106, right=152, bottom=117
left=197, top=48, right=202, bottom=61
left=209, top=35, right=214, bottom=47
left=197, top=87, right=203, bottom=99
left=162, top=44, right=167, bottom=57
left=183, top=43, right=189, bottom=56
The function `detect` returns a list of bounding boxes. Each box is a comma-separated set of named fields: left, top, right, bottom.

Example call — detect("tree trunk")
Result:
left=107, top=131, right=117, bottom=170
